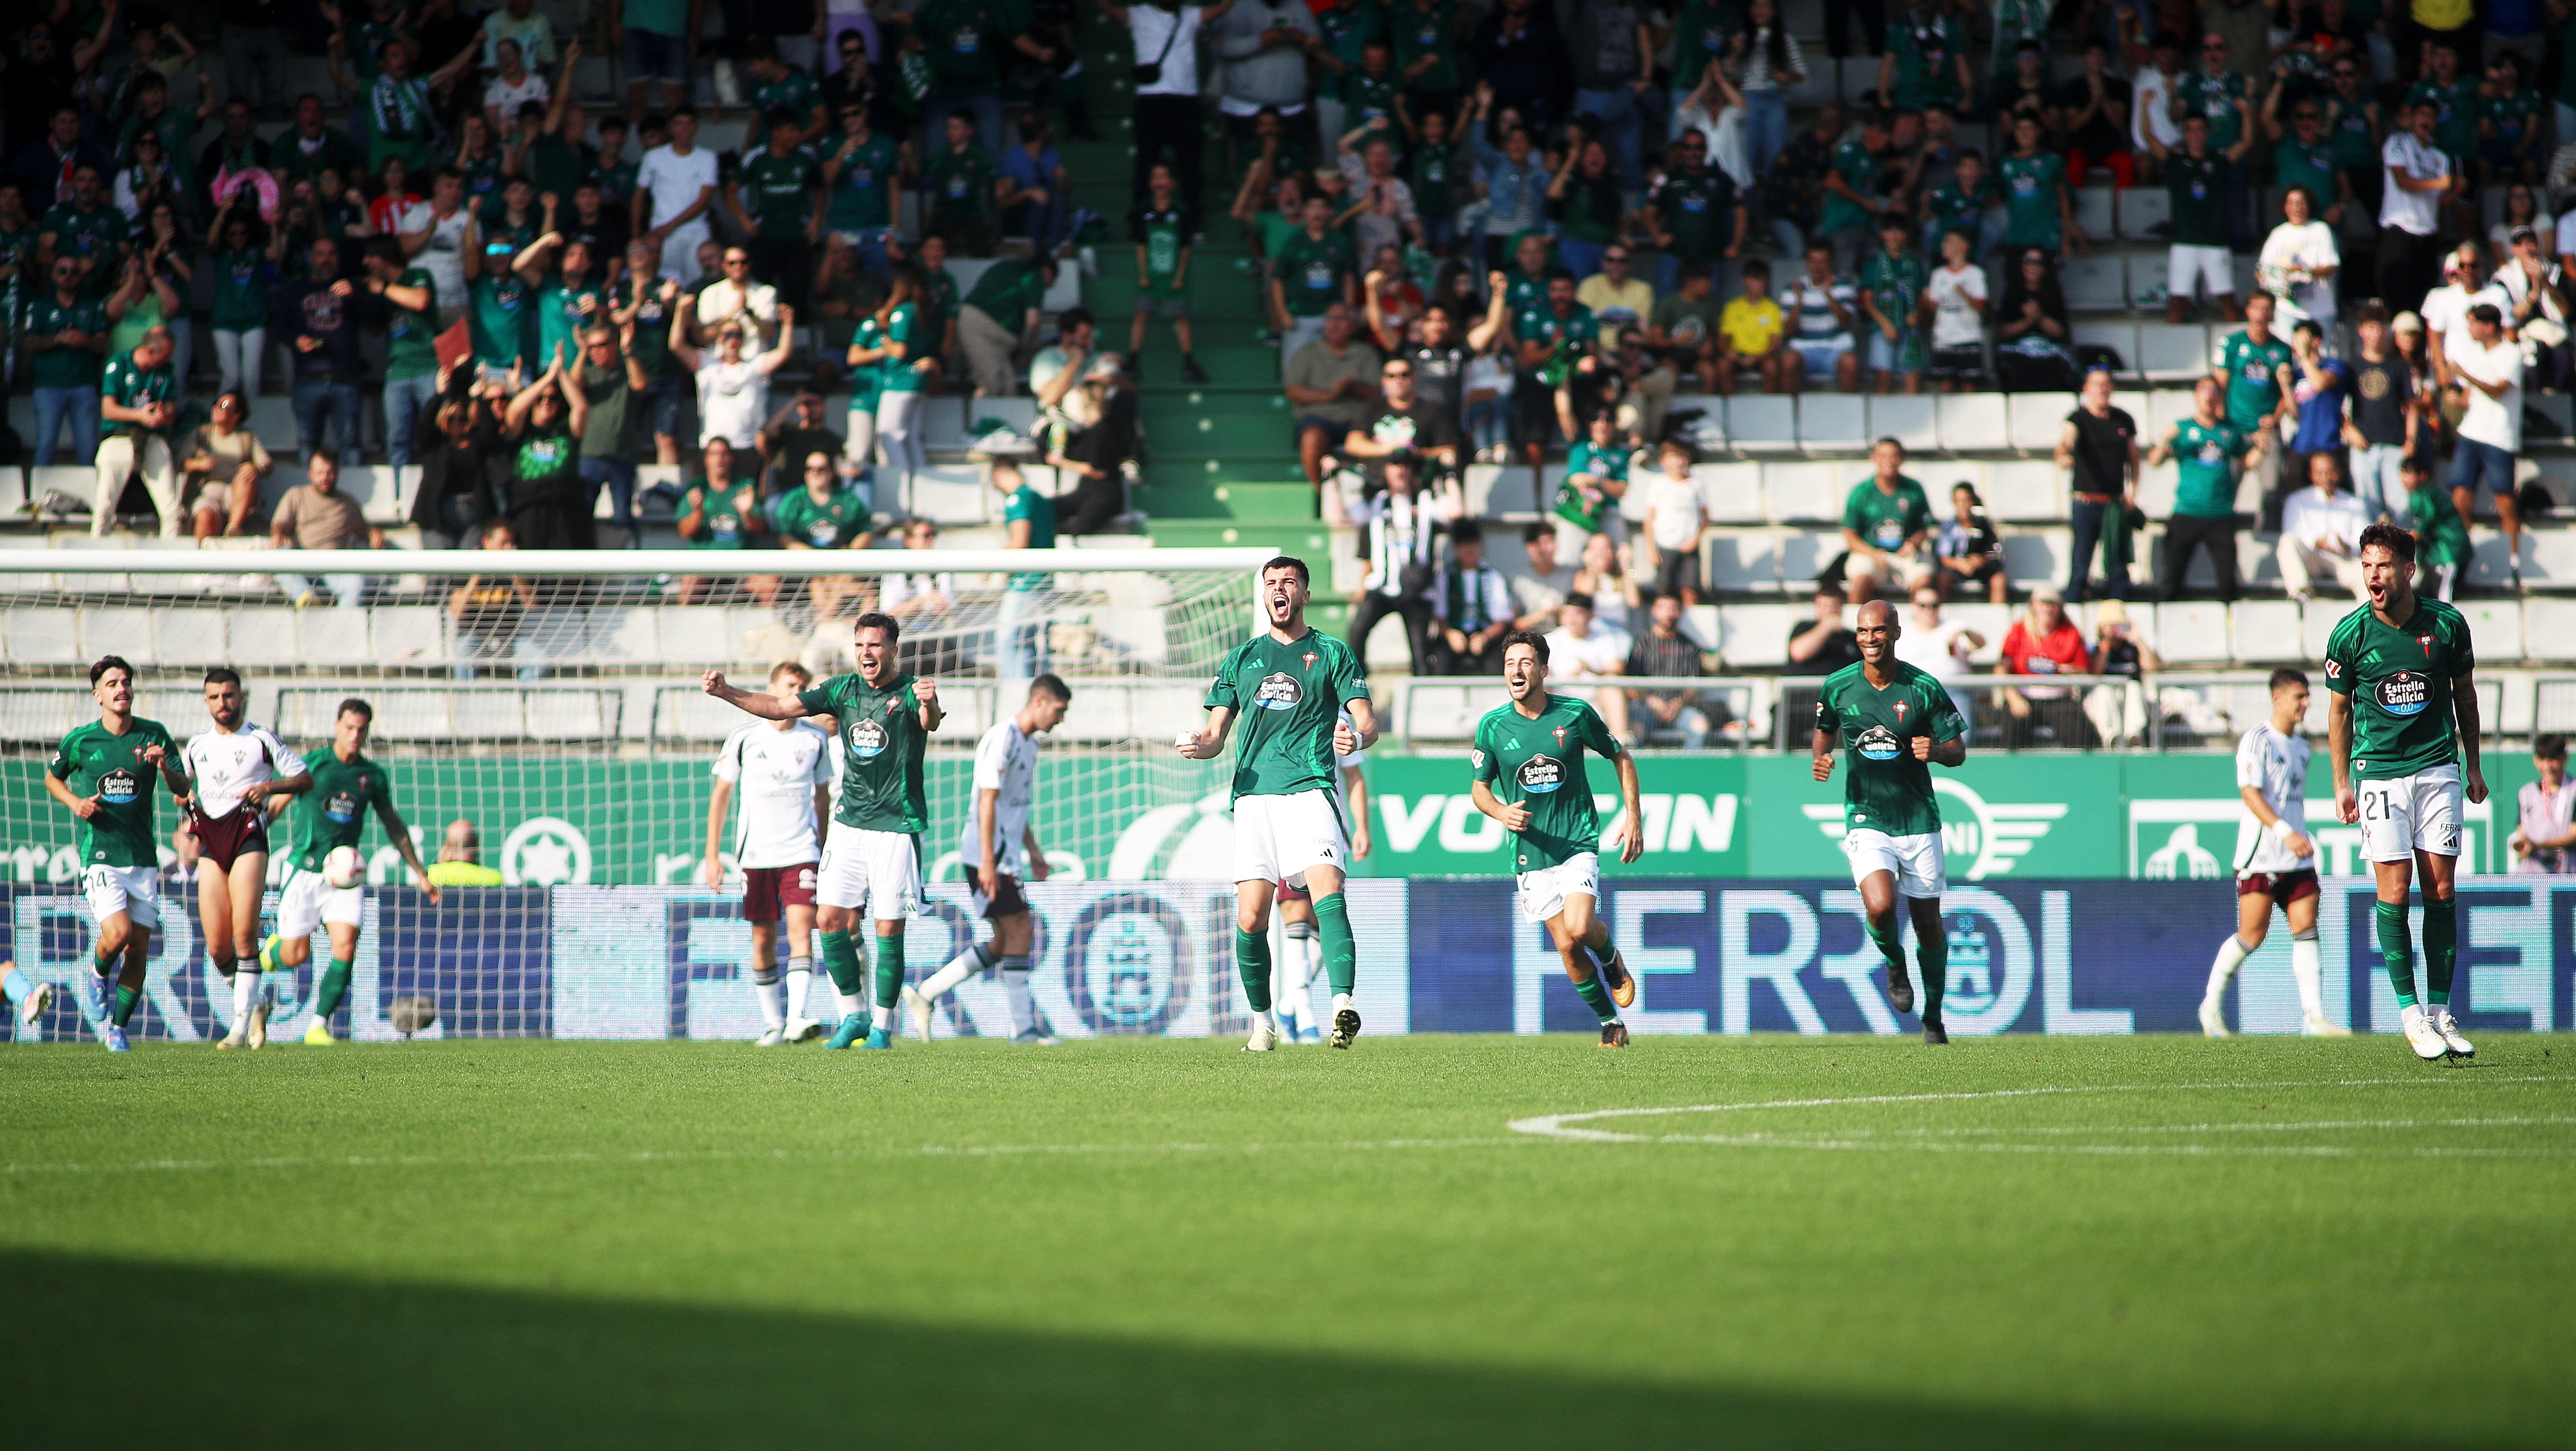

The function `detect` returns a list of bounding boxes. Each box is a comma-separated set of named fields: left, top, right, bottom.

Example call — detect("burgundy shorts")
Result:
left=971, top=871, right=1030, bottom=921
left=2238, top=868, right=2320, bottom=905
left=191, top=807, right=270, bottom=874
left=742, top=863, right=819, bottom=923
left=1276, top=879, right=1310, bottom=903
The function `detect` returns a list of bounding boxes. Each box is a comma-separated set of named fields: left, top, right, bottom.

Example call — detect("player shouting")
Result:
left=261, top=698, right=443, bottom=1044
left=2199, top=668, right=2349, bottom=1038
left=183, top=668, right=311, bottom=1049
left=704, top=612, right=940, bottom=1052
left=1811, top=599, right=1968, bottom=1044
left=2327, top=522, right=2483, bottom=1061
left=904, top=673, right=1072, bottom=1044
left=1469, top=631, right=1643, bottom=1047
left=1178, top=556, right=1378, bottom=1052
left=44, top=657, right=189, bottom=1052
left=707, top=662, right=838, bottom=1046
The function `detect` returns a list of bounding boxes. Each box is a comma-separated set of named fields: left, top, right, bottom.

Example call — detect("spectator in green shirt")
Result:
left=727, top=109, right=826, bottom=317
left=820, top=104, right=904, bottom=280
left=1833, top=437, right=1935, bottom=604
left=957, top=254, right=1058, bottom=397
left=207, top=207, right=280, bottom=400
left=93, top=327, right=183, bottom=536
left=742, top=36, right=828, bottom=153
left=675, top=436, right=774, bottom=605
left=1267, top=194, right=1358, bottom=366
left=922, top=109, right=1003, bottom=256
left=772, top=446, right=875, bottom=620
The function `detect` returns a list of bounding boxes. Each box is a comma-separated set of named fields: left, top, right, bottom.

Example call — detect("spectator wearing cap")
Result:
left=1996, top=583, right=2097, bottom=748
left=2055, top=366, right=2138, bottom=604
left=1431, top=519, right=1514, bottom=674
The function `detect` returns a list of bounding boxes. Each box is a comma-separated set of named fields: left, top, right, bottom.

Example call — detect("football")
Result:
left=323, top=846, right=364, bottom=890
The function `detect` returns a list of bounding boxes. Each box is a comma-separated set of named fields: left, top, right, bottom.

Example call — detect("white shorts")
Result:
left=278, top=866, right=365, bottom=940
left=817, top=821, right=924, bottom=918
left=82, top=864, right=161, bottom=932
left=1232, top=789, right=1350, bottom=887
left=2357, top=764, right=2464, bottom=863
left=2169, top=243, right=2234, bottom=302
left=1516, top=851, right=1601, bottom=923
left=1844, top=828, right=1946, bottom=899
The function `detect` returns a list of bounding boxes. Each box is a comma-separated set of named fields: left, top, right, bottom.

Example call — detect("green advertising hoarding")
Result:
left=1, top=748, right=2539, bottom=888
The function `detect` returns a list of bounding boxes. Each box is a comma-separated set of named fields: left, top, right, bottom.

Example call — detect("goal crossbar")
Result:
left=0, top=548, right=1285, bottom=578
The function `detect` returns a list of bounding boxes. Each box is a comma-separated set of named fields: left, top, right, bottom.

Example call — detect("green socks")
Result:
left=2422, top=896, right=2455, bottom=1006
left=1572, top=970, right=1618, bottom=1024
left=1865, top=914, right=1904, bottom=971
left=312, top=957, right=354, bottom=1023
left=1312, top=892, right=1357, bottom=998
left=112, top=982, right=141, bottom=1028
left=1235, top=927, right=1273, bottom=1012
left=873, top=933, right=905, bottom=1009
left=1914, top=929, right=1947, bottom=1023
left=2375, top=901, right=2418, bottom=1007
left=819, top=930, right=867, bottom=997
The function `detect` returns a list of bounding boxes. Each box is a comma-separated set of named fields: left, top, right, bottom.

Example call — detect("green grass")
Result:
left=5, top=1034, right=2570, bottom=1447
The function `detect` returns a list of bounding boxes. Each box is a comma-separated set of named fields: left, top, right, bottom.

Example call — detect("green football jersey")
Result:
left=2170, top=418, right=2250, bottom=518
left=1996, top=151, right=2063, bottom=248
left=1002, top=484, right=1055, bottom=592
left=1131, top=205, right=1190, bottom=294
left=1471, top=695, right=1625, bottom=871
left=1273, top=228, right=1354, bottom=317
left=924, top=144, right=998, bottom=228
left=1204, top=629, right=1371, bottom=803
left=799, top=671, right=931, bottom=833
left=100, top=348, right=178, bottom=438
left=385, top=265, right=441, bottom=379
left=740, top=148, right=821, bottom=241
left=1841, top=475, right=1933, bottom=552
left=290, top=749, right=393, bottom=871
left=25, top=294, right=109, bottom=389
left=1812, top=661, right=1964, bottom=837
left=2404, top=483, right=2471, bottom=569
left=826, top=132, right=901, bottom=230
left=1818, top=137, right=1882, bottom=237
left=2324, top=598, right=2474, bottom=781
left=49, top=718, right=177, bottom=868
left=880, top=301, right=929, bottom=392
left=773, top=486, right=869, bottom=549
left=2175, top=68, right=2250, bottom=149
left=2213, top=330, right=2291, bottom=431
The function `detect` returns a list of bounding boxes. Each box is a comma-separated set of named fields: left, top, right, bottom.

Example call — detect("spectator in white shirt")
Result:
left=634, top=109, right=720, bottom=284
left=2493, top=225, right=2568, bottom=391
left=2129, top=31, right=2184, bottom=161
left=1638, top=440, right=1709, bottom=604
left=2376, top=100, right=2455, bottom=314
left=2419, top=243, right=2507, bottom=384
left=693, top=243, right=784, bottom=348
left=1543, top=594, right=1631, bottom=739
left=482, top=38, right=550, bottom=136
left=2257, top=185, right=2340, bottom=332
left=670, top=294, right=796, bottom=452
left=1893, top=582, right=1983, bottom=726
left=2447, top=302, right=2528, bottom=586
left=2276, top=451, right=2374, bottom=601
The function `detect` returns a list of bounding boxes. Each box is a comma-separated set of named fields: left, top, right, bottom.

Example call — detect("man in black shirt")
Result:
left=275, top=237, right=370, bottom=469
left=2053, top=365, right=2139, bottom=603
left=1985, top=41, right=2055, bottom=133
left=2342, top=302, right=2414, bottom=521
left=1786, top=588, right=1861, bottom=675
left=1342, top=354, right=1462, bottom=489
left=2056, top=40, right=2133, bottom=187
left=1396, top=301, right=1472, bottom=434
left=759, top=385, right=848, bottom=496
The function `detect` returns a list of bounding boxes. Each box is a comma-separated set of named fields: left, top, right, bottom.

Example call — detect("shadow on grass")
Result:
left=0, top=1248, right=2463, bottom=1450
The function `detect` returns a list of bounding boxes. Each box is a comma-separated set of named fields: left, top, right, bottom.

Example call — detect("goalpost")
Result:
left=0, top=547, right=1279, bottom=1042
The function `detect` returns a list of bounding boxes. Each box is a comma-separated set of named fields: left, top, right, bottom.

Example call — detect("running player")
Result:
left=706, top=662, right=837, bottom=1046
left=1177, top=556, right=1378, bottom=1052
left=1811, top=599, right=1968, bottom=1044
left=903, top=673, right=1072, bottom=1043
left=703, top=611, right=941, bottom=1052
left=43, top=657, right=189, bottom=1052
left=262, top=698, right=443, bottom=1043
left=2200, top=668, right=2350, bottom=1038
left=1469, top=631, right=1645, bottom=1047
left=2327, top=521, right=2484, bottom=1061
left=1272, top=710, right=1370, bottom=1045
left=183, top=667, right=311, bottom=1049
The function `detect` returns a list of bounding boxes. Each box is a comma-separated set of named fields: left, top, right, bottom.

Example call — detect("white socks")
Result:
left=228, top=964, right=260, bottom=1025
left=1331, top=991, right=1354, bottom=1016
left=2202, top=934, right=2252, bottom=1010
left=1001, top=961, right=1036, bottom=1036
left=786, top=959, right=813, bottom=1020
left=921, top=942, right=996, bottom=1004
left=836, top=991, right=868, bottom=1022
left=871, top=1004, right=895, bottom=1031
left=751, top=967, right=785, bottom=1030
left=1277, top=926, right=1318, bottom=1030
left=2291, top=931, right=2325, bottom=1021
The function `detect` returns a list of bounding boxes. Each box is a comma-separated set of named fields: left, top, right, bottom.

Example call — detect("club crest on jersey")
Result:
left=2418, top=634, right=2433, bottom=657
left=2377, top=670, right=2431, bottom=717
left=1517, top=754, right=1566, bottom=794
left=1302, top=651, right=1317, bottom=669
left=1855, top=725, right=1903, bottom=762
left=1894, top=701, right=1908, bottom=722
left=848, top=717, right=890, bottom=758
left=1254, top=671, right=1303, bottom=710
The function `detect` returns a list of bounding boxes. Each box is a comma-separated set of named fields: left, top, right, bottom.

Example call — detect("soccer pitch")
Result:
left=5, top=1036, right=2569, bottom=1448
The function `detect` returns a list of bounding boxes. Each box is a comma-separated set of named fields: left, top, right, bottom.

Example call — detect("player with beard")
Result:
left=1178, top=558, right=1379, bottom=1051
left=1469, top=630, right=1645, bottom=1045
left=45, top=657, right=191, bottom=1052
left=182, top=668, right=311, bottom=1049
left=1811, top=599, right=1968, bottom=1043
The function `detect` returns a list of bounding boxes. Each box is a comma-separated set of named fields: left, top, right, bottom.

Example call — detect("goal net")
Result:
left=0, top=546, right=1274, bottom=1043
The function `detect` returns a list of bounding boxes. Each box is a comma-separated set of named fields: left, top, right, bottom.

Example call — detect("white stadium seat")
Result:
left=1761, top=462, right=1847, bottom=524
left=2073, top=187, right=2115, bottom=240
left=2072, top=321, right=2139, bottom=375
left=2008, top=393, right=2077, bottom=452
left=2455, top=599, right=2524, bottom=661
left=1797, top=394, right=1870, bottom=451
left=2126, top=251, right=2170, bottom=309
left=1776, top=529, right=1841, bottom=586
left=2526, top=598, right=2576, bottom=662
left=1715, top=602, right=1798, bottom=668
left=2159, top=600, right=2233, bottom=663
left=1705, top=529, right=1785, bottom=593
left=1694, top=462, right=1765, bottom=523
left=2137, top=324, right=2211, bottom=382
left=1726, top=395, right=1800, bottom=452
left=1999, top=529, right=2070, bottom=587
left=2119, top=188, right=2171, bottom=239
left=1867, top=393, right=1940, bottom=452
left=2228, top=599, right=2304, bottom=662
left=1984, top=459, right=2066, bottom=521
left=2061, top=255, right=2126, bottom=312
left=1936, top=392, right=2009, bottom=451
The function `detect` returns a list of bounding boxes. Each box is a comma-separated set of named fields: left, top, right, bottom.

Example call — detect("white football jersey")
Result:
left=2234, top=722, right=2314, bottom=876
left=714, top=721, right=834, bottom=869
left=959, top=719, right=1041, bottom=875
left=183, top=722, right=306, bottom=821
